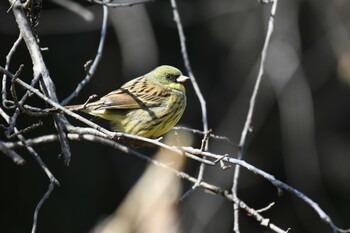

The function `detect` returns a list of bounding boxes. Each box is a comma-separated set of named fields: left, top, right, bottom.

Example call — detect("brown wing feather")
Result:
left=99, top=89, right=143, bottom=109
left=92, top=76, right=170, bottom=110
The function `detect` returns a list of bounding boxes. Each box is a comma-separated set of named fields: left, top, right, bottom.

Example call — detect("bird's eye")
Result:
left=166, top=74, right=179, bottom=82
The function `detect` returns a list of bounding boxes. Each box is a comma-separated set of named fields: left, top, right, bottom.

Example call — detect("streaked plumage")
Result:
left=66, top=65, right=189, bottom=138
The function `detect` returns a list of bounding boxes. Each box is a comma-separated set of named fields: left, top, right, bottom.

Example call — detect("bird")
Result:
left=65, top=65, right=189, bottom=138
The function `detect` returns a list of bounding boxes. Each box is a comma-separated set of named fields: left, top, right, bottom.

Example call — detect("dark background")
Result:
left=1, top=0, right=350, bottom=232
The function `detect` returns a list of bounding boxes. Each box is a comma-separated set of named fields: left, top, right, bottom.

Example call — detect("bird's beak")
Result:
left=176, top=75, right=190, bottom=83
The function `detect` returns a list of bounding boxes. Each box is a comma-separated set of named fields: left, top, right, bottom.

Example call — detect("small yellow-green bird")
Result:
left=66, top=65, right=189, bottom=138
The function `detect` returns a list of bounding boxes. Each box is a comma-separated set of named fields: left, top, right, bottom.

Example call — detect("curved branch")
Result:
left=232, top=1, right=279, bottom=232
left=61, top=5, right=108, bottom=105
left=31, top=182, right=55, bottom=233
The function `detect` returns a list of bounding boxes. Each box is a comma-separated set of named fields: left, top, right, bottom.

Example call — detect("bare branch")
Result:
left=31, top=182, right=55, bottom=233
left=7, top=121, right=43, bottom=139
left=2, top=34, right=22, bottom=108
left=232, top=1, right=279, bottom=232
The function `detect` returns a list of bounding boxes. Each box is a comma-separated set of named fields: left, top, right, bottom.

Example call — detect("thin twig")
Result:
left=231, top=1, right=279, bottom=232
left=170, top=0, right=209, bottom=199
left=256, top=202, right=275, bottom=213
left=173, top=126, right=237, bottom=146
left=179, top=129, right=211, bottom=201
left=200, top=129, right=211, bottom=152
left=2, top=34, right=22, bottom=109
left=7, top=121, right=43, bottom=139
left=61, top=5, right=108, bottom=105
left=81, top=94, right=99, bottom=109
left=169, top=0, right=208, bottom=134
left=0, top=139, right=25, bottom=165
left=31, top=182, right=55, bottom=233
left=87, top=0, right=154, bottom=8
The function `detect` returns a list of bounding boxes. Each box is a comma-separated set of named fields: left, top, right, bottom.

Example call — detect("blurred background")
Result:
left=1, top=0, right=350, bottom=232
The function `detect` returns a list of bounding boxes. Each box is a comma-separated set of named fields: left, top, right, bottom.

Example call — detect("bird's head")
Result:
left=150, top=65, right=190, bottom=91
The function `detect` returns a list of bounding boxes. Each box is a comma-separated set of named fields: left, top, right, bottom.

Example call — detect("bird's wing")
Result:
left=95, top=77, right=169, bottom=110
